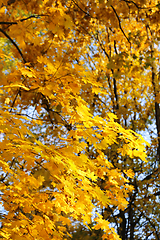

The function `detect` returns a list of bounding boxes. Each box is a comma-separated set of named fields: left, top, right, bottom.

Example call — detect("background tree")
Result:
left=0, top=0, right=158, bottom=240
left=64, top=0, right=160, bottom=239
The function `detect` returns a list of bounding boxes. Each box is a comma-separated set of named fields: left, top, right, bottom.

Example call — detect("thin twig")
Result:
left=96, top=31, right=110, bottom=60
left=72, top=0, right=91, bottom=17
left=111, top=5, right=131, bottom=46
left=0, top=28, right=26, bottom=112
left=0, top=14, right=48, bottom=25
left=120, top=0, right=159, bottom=9
left=0, top=28, right=26, bottom=63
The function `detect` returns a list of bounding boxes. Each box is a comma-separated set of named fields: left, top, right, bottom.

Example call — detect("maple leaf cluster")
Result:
left=0, top=0, right=159, bottom=239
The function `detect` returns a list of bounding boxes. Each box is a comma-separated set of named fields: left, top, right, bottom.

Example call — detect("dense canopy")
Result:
left=0, top=0, right=159, bottom=239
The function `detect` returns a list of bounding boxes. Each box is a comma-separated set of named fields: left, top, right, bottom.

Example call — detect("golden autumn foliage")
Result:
left=0, top=0, right=159, bottom=239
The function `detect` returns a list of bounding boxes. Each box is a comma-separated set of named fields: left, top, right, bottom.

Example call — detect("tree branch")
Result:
left=0, top=14, right=48, bottom=25
left=111, top=5, right=131, bottom=46
left=0, top=28, right=26, bottom=63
